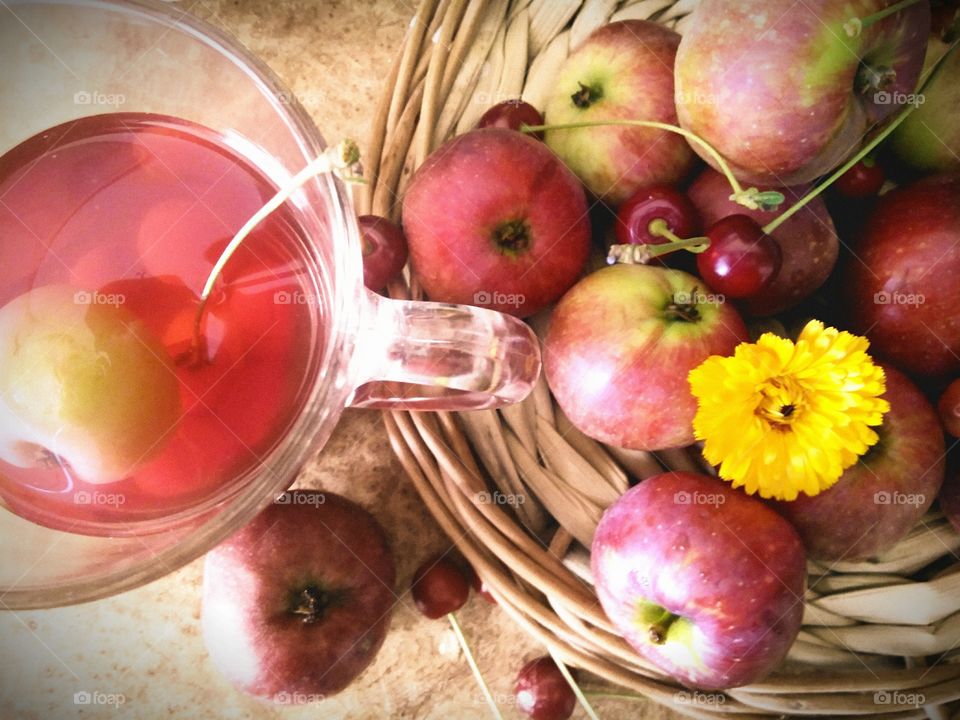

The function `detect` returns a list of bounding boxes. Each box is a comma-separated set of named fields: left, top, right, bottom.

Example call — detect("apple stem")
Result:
left=521, top=120, right=786, bottom=212
left=188, top=139, right=364, bottom=362
left=844, top=0, right=924, bottom=37
left=447, top=613, right=504, bottom=720
left=762, top=40, right=960, bottom=236
left=546, top=647, right=601, bottom=720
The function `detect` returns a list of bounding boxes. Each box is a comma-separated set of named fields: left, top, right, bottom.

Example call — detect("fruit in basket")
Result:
left=772, top=364, right=945, bottom=561
left=202, top=490, right=396, bottom=702
left=359, top=214, right=408, bottom=291
left=544, top=265, right=747, bottom=451
left=410, top=554, right=471, bottom=619
left=939, top=452, right=960, bottom=533
left=543, top=20, right=695, bottom=205
left=0, top=284, right=181, bottom=484
left=940, top=379, right=960, bottom=437
left=478, top=99, right=545, bottom=139
left=402, top=128, right=590, bottom=317
left=614, top=185, right=701, bottom=266
left=687, top=167, right=839, bottom=317
left=514, top=656, right=576, bottom=720
left=888, top=34, right=960, bottom=175
left=696, top=215, right=782, bottom=299
left=675, top=0, right=931, bottom=185
left=592, top=472, right=806, bottom=690
left=845, top=174, right=960, bottom=377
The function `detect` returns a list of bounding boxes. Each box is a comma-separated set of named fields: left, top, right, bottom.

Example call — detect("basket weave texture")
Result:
left=358, top=0, right=960, bottom=717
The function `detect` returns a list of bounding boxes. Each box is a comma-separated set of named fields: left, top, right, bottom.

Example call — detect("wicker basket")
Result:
left=358, top=0, right=960, bottom=717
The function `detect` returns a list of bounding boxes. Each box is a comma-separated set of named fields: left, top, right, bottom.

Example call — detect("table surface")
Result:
left=0, top=2, right=681, bottom=718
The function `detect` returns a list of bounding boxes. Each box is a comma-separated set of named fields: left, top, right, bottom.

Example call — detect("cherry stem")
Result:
left=844, top=0, right=924, bottom=37
left=547, top=647, right=600, bottom=720
left=189, top=139, right=363, bottom=359
left=762, top=39, right=960, bottom=236
left=447, top=613, right=503, bottom=720
left=521, top=120, right=784, bottom=212
left=608, top=224, right=710, bottom=265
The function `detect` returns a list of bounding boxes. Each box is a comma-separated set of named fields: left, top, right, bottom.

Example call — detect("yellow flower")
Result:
left=688, top=320, right=889, bottom=501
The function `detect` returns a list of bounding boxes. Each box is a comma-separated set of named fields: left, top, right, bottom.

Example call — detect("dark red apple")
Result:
left=772, top=365, right=945, bottom=561
left=544, top=265, right=748, bottom=451
left=592, top=472, right=806, bottom=689
left=676, top=0, right=930, bottom=185
left=202, top=491, right=396, bottom=702
left=845, top=174, right=960, bottom=378
left=687, top=168, right=839, bottom=316
left=402, top=128, right=590, bottom=317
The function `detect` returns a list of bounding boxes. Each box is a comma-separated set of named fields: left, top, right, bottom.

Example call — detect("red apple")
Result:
left=202, top=491, right=396, bottom=702
left=845, top=174, right=960, bottom=378
left=402, top=128, right=590, bottom=317
left=544, top=265, right=747, bottom=450
left=772, top=365, right=945, bottom=561
left=688, top=168, right=839, bottom=315
left=676, top=0, right=930, bottom=185
left=543, top=20, right=696, bottom=205
left=592, top=472, right=806, bottom=689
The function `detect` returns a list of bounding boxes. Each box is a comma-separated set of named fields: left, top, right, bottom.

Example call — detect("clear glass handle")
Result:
left=348, top=289, right=541, bottom=410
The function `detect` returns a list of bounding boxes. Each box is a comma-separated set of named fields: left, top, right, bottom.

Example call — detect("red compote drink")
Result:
left=0, top=113, right=318, bottom=533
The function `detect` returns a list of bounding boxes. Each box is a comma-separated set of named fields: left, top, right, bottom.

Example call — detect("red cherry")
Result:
left=466, top=563, right=497, bottom=605
left=358, top=214, right=408, bottom=291
left=411, top=555, right=471, bottom=619
left=834, top=160, right=886, bottom=199
left=697, top=215, right=782, bottom=299
left=939, top=379, right=960, bottom=438
left=514, top=656, right=576, bottom=720
left=478, top=100, right=545, bottom=139
left=614, top=185, right=700, bottom=250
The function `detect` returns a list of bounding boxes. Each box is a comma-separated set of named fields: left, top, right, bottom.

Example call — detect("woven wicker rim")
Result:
left=358, top=0, right=960, bottom=717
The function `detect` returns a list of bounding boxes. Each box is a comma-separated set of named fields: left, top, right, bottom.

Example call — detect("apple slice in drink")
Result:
left=0, top=284, right=182, bottom=485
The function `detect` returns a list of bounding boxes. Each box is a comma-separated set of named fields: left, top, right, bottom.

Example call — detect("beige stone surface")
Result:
left=0, top=1, right=681, bottom=719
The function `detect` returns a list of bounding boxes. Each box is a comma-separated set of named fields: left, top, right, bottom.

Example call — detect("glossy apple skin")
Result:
left=889, top=37, right=960, bottom=175
left=592, top=472, right=806, bottom=689
left=402, top=128, right=590, bottom=317
left=202, top=491, right=396, bottom=701
left=772, top=365, right=945, bottom=562
left=676, top=0, right=930, bottom=185
left=544, top=265, right=748, bottom=450
left=544, top=21, right=696, bottom=205
left=845, top=174, right=960, bottom=378
left=688, top=168, right=839, bottom=316
left=940, top=378, right=960, bottom=437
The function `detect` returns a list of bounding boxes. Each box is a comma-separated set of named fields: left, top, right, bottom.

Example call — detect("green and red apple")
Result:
left=544, top=20, right=696, bottom=205
left=0, top=284, right=181, bottom=484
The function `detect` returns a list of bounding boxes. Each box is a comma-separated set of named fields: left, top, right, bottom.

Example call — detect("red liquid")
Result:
left=0, top=114, right=317, bottom=533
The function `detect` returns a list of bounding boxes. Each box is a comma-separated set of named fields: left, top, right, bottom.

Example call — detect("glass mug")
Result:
left=0, top=0, right=540, bottom=608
